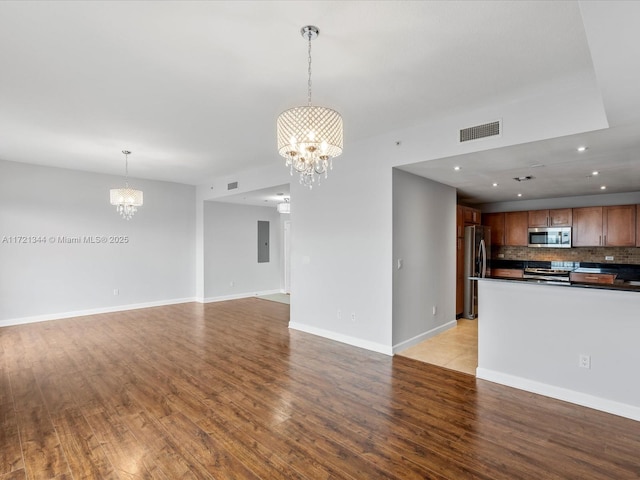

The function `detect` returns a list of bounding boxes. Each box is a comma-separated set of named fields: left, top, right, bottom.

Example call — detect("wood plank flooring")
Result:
left=1, top=298, right=639, bottom=479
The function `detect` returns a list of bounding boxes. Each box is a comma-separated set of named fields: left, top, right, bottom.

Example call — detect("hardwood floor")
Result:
left=1, top=299, right=639, bottom=479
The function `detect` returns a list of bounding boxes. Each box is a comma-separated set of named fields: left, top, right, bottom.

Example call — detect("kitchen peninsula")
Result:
left=475, top=276, right=640, bottom=421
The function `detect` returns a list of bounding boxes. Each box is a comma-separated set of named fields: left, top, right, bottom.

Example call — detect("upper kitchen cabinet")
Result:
left=528, top=208, right=572, bottom=227
left=483, top=212, right=505, bottom=246
left=573, top=205, right=636, bottom=247
left=457, top=205, right=481, bottom=237
left=637, top=205, right=640, bottom=247
left=463, top=206, right=481, bottom=226
left=573, top=207, right=603, bottom=246
left=603, top=205, right=636, bottom=246
left=504, top=211, right=528, bottom=246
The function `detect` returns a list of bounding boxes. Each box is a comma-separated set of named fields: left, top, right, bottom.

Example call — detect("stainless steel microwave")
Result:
left=528, top=227, right=571, bottom=248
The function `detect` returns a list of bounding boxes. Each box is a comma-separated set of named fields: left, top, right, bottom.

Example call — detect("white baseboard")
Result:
left=288, top=322, right=393, bottom=356
left=392, top=319, right=457, bottom=354
left=0, top=297, right=198, bottom=328
left=199, top=289, right=282, bottom=304
left=476, top=368, right=640, bottom=422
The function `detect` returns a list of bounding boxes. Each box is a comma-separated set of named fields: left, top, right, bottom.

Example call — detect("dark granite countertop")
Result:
left=475, top=276, right=640, bottom=292
left=488, top=259, right=640, bottom=282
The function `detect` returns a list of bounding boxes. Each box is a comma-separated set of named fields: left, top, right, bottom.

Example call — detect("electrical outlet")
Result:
left=497, top=253, right=505, bottom=258
left=605, top=256, right=614, bottom=261
left=397, top=258, right=403, bottom=270
left=113, top=289, right=119, bottom=296
left=432, top=306, right=437, bottom=316
left=230, top=280, right=234, bottom=287
left=579, top=354, right=591, bottom=369
left=337, top=310, right=342, bottom=320
left=351, top=313, right=356, bottom=322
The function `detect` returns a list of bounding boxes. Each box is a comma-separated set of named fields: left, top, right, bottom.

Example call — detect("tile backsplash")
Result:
left=493, top=246, right=640, bottom=265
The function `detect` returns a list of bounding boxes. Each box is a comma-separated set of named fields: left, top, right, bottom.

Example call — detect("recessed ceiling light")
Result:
left=592, top=171, right=599, bottom=176
left=600, top=185, right=607, bottom=190
left=577, top=146, right=588, bottom=152
left=454, top=166, right=461, bottom=171
left=517, top=193, right=522, bottom=197
left=492, top=182, right=498, bottom=187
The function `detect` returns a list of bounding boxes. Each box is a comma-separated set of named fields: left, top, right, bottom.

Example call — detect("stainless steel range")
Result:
left=523, top=267, right=572, bottom=282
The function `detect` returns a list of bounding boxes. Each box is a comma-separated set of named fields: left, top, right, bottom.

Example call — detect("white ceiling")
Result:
left=210, top=184, right=289, bottom=208
left=1, top=1, right=639, bottom=204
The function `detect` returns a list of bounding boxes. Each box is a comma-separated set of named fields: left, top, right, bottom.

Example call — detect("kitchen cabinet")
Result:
left=637, top=205, right=640, bottom=247
left=491, top=268, right=523, bottom=279
left=455, top=205, right=482, bottom=317
left=483, top=212, right=505, bottom=246
left=456, top=237, right=465, bottom=315
left=573, top=205, right=636, bottom=247
left=505, top=211, right=528, bottom=246
left=463, top=206, right=481, bottom=226
left=457, top=205, right=481, bottom=237
left=603, top=205, right=636, bottom=246
left=528, top=208, right=572, bottom=227
left=570, top=272, right=616, bottom=285
left=572, top=207, right=603, bottom=246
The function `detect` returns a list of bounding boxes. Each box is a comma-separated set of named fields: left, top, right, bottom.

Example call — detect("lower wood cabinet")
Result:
left=456, top=236, right=464, bottom=316
left=570, top=272, right=616, bottom=285
left=491, top=268, right=524, bottom=279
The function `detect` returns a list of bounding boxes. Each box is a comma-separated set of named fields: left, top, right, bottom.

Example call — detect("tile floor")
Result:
left=397, top=318, right=478, bottom=375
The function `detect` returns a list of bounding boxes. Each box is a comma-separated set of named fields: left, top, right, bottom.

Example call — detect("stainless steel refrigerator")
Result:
left=463, top=225, right=491, bottom=319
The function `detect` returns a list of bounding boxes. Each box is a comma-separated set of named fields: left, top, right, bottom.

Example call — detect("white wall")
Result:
left=203, top=201, right=282, bottom=300
left=477, top=279, right=640, bottom=420
left=285, top=71, right=607, bottom=355
left=0, top=160, right=196, bottom=325
left=392, top=169, right=457, bottom=351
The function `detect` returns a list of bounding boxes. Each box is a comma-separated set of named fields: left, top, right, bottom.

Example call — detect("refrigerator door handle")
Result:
left=479, top=239, right=487, bottom=278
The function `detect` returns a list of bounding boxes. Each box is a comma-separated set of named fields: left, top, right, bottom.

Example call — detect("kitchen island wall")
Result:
left=477, top=278, right=640, bottom=421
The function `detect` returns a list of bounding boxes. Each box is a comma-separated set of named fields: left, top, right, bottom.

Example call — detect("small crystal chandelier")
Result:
left=277, top=25, right=343, bottom=188
left=110, top=150, right=143, bottom=220
left=277, top=198, right=290, bottom=214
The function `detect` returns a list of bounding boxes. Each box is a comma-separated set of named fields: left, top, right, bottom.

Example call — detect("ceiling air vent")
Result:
left=513, top=175, right=534, bottom=182
left=227, top=181, right=238, bottom=190
left=459, top=120, right=501, bottom=143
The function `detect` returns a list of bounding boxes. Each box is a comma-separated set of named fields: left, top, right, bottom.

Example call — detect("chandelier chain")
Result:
left=124, top=151, right=129, bottom=187
left=307, top=30, right=312, bottom=106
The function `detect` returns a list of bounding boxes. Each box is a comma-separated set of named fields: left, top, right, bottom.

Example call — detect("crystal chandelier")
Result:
left=277, top=198, right=290, bottom=214
left=277, top=25, right=343, bottom=188
left=110, top=150, right=143, bottom=220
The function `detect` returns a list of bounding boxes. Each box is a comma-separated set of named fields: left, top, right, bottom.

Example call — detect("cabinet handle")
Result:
left=604, top=235, right=607, bottom=245
left=599, top=235, right=602, bottom=246
left=547, top=216, right=550, bottom=227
